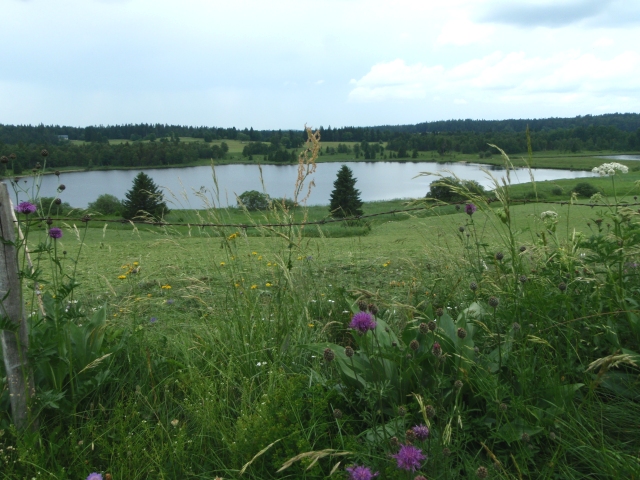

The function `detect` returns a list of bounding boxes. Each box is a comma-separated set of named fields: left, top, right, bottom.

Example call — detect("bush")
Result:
left=551, top=186, right=564, bottom=196
left=88, top=194, right=123, bottom=216
left=237, top=190, right=270, bottom=210
left=428, top=176, right=486, bottom=202
left=573, top=182, right=600, bottom=198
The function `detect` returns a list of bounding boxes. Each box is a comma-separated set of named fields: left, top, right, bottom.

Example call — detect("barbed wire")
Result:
left=14, top=198, right=640, bottom=229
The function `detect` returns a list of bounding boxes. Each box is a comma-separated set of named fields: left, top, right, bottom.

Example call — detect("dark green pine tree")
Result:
left=122, top=172, right=169, bottom=219
left=329, top=165, right=364, bottom=218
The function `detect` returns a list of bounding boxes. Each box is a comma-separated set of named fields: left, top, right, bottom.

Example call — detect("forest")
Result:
left=1, top=113, right=639, bottom=171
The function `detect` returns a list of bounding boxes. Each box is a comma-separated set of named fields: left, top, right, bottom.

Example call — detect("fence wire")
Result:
left=13, top=198, right=639, bottom=229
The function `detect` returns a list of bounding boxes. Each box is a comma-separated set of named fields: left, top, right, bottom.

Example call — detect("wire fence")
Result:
left=12, top=198, right=639, bottom=230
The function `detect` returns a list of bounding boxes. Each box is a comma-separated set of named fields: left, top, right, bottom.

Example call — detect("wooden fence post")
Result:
left=0, top=181, right=36, bottom=430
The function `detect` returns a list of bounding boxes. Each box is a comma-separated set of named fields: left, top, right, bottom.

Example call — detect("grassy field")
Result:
left=2, top=154, right=640, bottom=479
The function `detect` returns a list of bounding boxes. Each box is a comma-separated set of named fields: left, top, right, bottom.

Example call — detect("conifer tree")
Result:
left=329, top=165, right=364, bottom=218
left=122, top=172, right=169, bottom=219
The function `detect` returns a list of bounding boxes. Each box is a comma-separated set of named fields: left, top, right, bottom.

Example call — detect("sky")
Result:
left=2, top=0, right=640, bottom=130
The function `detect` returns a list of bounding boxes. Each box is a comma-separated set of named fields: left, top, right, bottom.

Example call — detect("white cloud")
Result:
left=592, top=37, right=614, bottom=47
left=348, top=51, right=640, bottom=109
left=436, top=15, right=495, bottom=46
left=453, top=99, right=467, bottom=104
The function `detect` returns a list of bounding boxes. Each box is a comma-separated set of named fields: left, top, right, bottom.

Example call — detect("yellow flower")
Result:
left=251, top=285, right=257, bottom=289
left=220, top=262, right=225, bottom=266
left=161, top=284, right=172, bottom=289
left=308, top=323, right=315, bottom=328
left=133, top=261, right=139, bottom=266
left=147, top=294, right=152, bottom=297
left=118, top=275, right=127, bottom=280
left=297, top=256, right=303, bottom=260
left=267, top=262, right=272, bottom=266
left=258, top=256, right=263, bottom=260
left=266, top=283, right=272, bottom=287
left=234, top=283, right=240, bottom=287
left=121, top=265, right=129, bottom=269
left=252, top=251, right=258, bottom=255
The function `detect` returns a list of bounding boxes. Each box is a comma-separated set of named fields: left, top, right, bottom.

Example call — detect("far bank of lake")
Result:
left=31, top=161, right=596, bottom=209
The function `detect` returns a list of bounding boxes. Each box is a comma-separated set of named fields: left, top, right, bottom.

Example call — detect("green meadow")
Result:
left=2, top=153, right=640, bottom=479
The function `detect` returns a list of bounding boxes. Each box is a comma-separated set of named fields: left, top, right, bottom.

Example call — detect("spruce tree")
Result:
left=329, top=165, right=364, bottom=218
left=122, top=172, right=169, bottom=219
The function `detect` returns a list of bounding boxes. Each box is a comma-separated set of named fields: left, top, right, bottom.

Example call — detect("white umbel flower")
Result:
left=592, top=162, right=629, bottom=176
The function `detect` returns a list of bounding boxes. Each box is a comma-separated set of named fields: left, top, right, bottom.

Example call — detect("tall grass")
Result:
left=1, top=140, right=639, bottom=479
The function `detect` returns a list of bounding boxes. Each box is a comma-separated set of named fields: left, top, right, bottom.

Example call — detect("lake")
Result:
left=597, top=155, right=640, bottom=161
left=29, top=161, right=596, bottom=209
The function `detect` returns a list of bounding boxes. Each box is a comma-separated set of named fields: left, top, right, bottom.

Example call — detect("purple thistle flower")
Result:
left=166, top=299, right=175, bottom=305
left=15, top=201, right=37, bottom=215
left=412, top=424, right=430, bottom=441
left=150, top=317, right=157, bottom=324
left=349, top=311, right=377, bottom=335
left=465, top=203, right=477, bottom=216
left=393, top=444, right=426, bottom=472
left=85, top=474, right=103, bottom=480
left=346, top=465, right=379, bottom=480
left=48, top=227, right=63, bottom=239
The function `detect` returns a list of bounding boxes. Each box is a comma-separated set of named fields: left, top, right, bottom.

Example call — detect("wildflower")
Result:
left=257, top=255, right=263, bottom=260
left=308, top=323, right=314, bottom=328
left=251, top=284, right=257, bottom=289
left=265, top=282, right=272, bottom=287
left=252, top=251, right=257, bottom=255
left=432, top=342, right=442, bottom=357
left=435, top=307, right=443, bottom=317
left=459, top=226, right=465, bottom=232
left=48, top=227, right=63, bottom=239
left=495, top=252, right=504, bottom=261
left=454, top=380, right=463, bottom=389
left=150, top=317, right=157, bottom=324
left=412, top=424, right=429, bottom=441
left=165, top=299, right=174, bottom=305
left=405, top=429, right=417, bottom=443
left=85, top=473, right=103, bottom=480
left=323, top=348, right=335, bottom=362
left=393, top=444, right=426, bottom=471
left=220, top=262, right=225, bottom=266
left=465, top=203, right=477, bottom=216
left=427, top=320, right=436, bottom=331
left=540, top=210, right=558, bottom=220
left=410, top=339, right=420, bottom=351
left=476, top=466, right=489, bottom=478
left=519, top=275, right=527, bottom=283
left=397, top=406, right=407, bottom=417
left=170, top=419, right=179, bottom=427
left=592, top=162, right=628, bottom=176
left=118, top=275, right=127, bottom=280
left=349, top=311, right=376, bottom=335
left=15, top=201, right=37, bottom=214
left=419, top=322, right=429, bottom=334
left=390, top=436, right=400, bottom=447
left=333, top=409, right=343, bottom=419
left=558, top=282, right=567, bottom=292
left=346, top=465, right=379, bottom=480
left=368, top=304, right=379, bottom=315
left=357, top=300, right=368, bottom=311
left=470, top=281, right=478, bottom=291
left=161, top=284, right=172, bottom=289
left=457, top=327, right=467, bottom=339
left=345, top=346, right=354, bottom=357
left=488, top=296, right=499, bottom=308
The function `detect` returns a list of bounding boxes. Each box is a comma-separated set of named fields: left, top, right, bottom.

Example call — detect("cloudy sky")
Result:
left=2, top=0, right=639, bottom=129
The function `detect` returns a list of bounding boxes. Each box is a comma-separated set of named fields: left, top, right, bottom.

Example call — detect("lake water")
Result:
left=597, top=155, right=640, bottom=161
left=28, top=161, right=596, bottom=209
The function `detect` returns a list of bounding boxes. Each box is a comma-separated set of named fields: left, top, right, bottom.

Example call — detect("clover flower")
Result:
left=346, top=465, right=379, bottom=480
left=86, top=474, right=103, bottom=480
left=48, top=227, right=63, bottom=239
left=393, top=444, right=426, bottom=471
left=349, top=311, right=376, bottom=335
left=15, top=201, right=37, bottom=214
left=592, top=162, right=628, bottom=176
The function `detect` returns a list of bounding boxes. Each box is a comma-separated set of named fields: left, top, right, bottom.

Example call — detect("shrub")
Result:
left=237, top=190, right=270, bottom=210
left=428, top=176, right=486, bottom=202
left=573, top=182, right=600, bottom=198
left=551, top=186, right=564, bottom=196
left=88, top=194, right=123, bottom=216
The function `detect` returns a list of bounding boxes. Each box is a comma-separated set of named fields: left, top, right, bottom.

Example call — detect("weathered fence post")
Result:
left=0, top=181, right=36, bottom=429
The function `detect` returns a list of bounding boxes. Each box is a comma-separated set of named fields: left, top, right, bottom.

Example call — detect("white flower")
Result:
left=592, top=162, right=628, bottom=176
left=540, top=211, right=558, bottom=220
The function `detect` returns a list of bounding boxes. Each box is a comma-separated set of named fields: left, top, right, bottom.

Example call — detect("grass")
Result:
left=2, top=152, right=640, bottom=479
